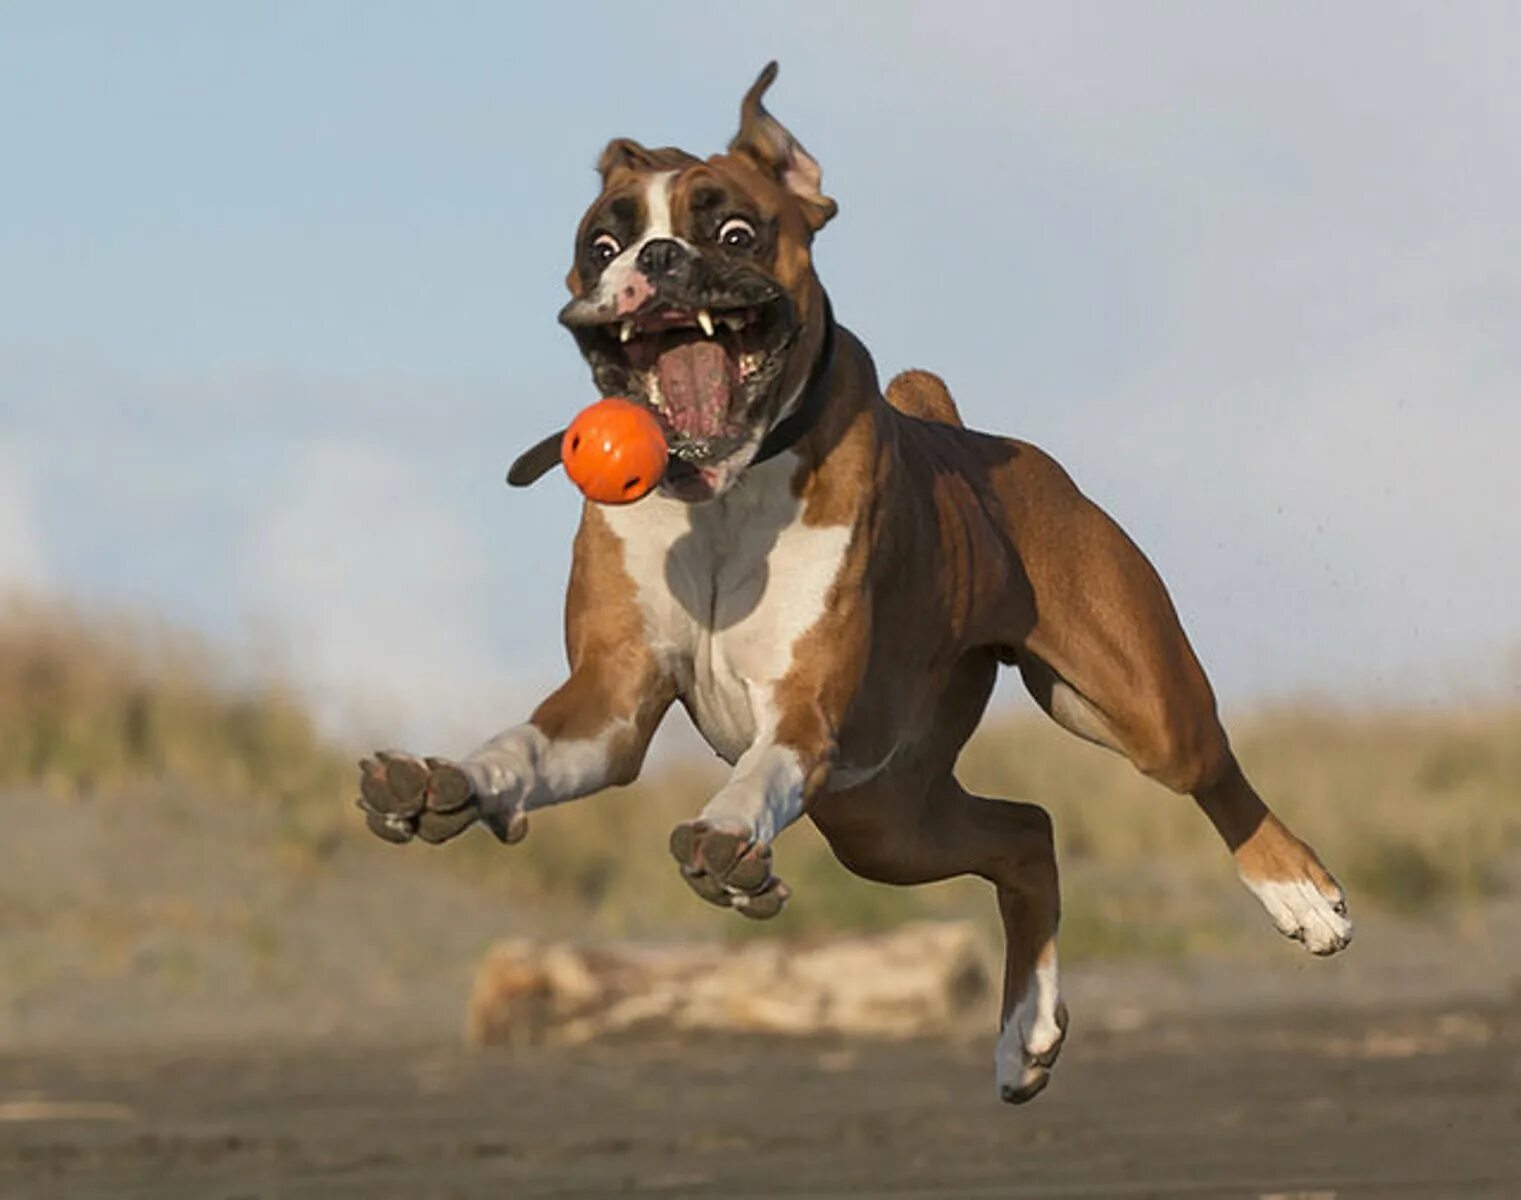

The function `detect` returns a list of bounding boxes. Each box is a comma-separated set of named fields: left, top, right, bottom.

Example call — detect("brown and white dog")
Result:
left=358, top=63, right=1352, bottom=1103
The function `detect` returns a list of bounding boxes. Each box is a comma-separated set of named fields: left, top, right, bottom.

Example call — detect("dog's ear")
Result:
left=597, top=138, right=701, bottom=182
left=597, top=137, right=659, bottom=180
left=728, top=61, right=837, bottom=232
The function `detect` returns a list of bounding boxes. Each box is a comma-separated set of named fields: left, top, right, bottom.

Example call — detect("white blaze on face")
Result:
left=590, top=170, right=683, bottom=312
left=643, top=169, right=676, bottom=241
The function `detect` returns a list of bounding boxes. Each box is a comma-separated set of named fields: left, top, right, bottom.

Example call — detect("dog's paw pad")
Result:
left=361, top=807, right=416, bottom=844
left=669, top=820, right=788, bottom=917
left=483, top=809, right=530, bottom=845
left=357, top=752, right=499, bottom=847
left=732, top=876, right=790, bottom=921
left=376, top=752, right=429, bottom=808
left=359, top=756, right=422, bottom=818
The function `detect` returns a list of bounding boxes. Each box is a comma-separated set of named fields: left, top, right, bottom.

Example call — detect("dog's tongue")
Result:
left=656, top=340, right=736, bottom=440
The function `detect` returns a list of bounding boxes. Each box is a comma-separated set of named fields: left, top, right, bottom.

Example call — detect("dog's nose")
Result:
left=636, top=238, right=686, bottom=279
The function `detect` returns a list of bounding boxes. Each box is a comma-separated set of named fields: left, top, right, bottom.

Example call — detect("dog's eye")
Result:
left=589, top=232, right=621, bottom=267
left=717, top=217, right=756, bottom=250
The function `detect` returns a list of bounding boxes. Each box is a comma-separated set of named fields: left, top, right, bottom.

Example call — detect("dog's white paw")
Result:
left=1244, top=874, right=1353, bottom=956
left=995, top=958, right=1067, bottom=1104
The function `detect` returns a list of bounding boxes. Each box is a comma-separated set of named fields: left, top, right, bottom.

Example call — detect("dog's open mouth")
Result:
left=565, top=296, right=797, bottom=472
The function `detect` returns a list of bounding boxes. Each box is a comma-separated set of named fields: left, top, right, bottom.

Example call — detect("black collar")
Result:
left=506, top=295, right=836, bottom=490
left=749, top=293, right=836, bottom=468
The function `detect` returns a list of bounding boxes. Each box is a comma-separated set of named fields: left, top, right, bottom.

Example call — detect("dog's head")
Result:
left=558, top=63, right=836, bottom=501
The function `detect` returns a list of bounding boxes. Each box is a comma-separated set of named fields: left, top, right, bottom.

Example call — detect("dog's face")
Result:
left=559, top=63, right=837, bottom=502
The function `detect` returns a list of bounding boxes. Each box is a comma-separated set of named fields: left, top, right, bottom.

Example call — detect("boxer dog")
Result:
left=358, top=63, right=1352, bottom=1103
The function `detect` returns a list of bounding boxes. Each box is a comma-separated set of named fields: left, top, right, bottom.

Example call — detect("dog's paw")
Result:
left=357, top=752, right=527, bottom=846
left=668, top=820, right=791, bottom=920
left=1244, top=872, right=1353, bottom=956
left=996, top=996, right=1068, bottom=1106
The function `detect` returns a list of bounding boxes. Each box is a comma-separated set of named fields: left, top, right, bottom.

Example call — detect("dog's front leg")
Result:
left=668, top=706, right=834, bottom=920
left=358, top=659, right=673, bottom=847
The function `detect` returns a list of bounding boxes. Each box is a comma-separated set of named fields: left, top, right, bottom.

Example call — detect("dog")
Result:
left=358, top=62, right=1352, bottom=1103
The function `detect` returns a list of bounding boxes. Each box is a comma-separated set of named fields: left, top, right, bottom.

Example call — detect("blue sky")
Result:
left=3, top=4, right=1518, bottom=748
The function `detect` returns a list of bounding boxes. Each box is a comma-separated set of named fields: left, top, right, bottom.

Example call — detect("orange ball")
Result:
left=561, top=397, right=669, bottom=504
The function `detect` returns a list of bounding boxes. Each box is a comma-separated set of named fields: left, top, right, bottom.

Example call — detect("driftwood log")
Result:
left=465, top=921, right=998, bottom=1046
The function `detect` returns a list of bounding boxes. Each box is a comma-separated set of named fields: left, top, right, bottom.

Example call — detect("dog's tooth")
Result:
left=619, top=320, right=635, bottom=344
left=697, top=308, right=716, bottom=337
left=721, top=313, right=746, bottom=332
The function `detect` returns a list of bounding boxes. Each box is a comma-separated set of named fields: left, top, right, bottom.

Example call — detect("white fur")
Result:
left=1243, top=875, right=1354, bottom=955
left=461, top=721, right=627, bottom=817
left=642, top=170, right=676, bottom=240
left=460, top=394, right=861, bottom=842
left=995, top=950, right=1063, bottom=1096
left=601, top=451, right=860, bottom=839
left=601, top=452, right=848, bottom=760
left=585, top=171, right=684, bottom=313
left=701, top=728, right=807, bottom=844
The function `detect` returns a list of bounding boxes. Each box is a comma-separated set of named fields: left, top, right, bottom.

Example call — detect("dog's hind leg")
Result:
left=810, top=762, right=1066, bottom=1104
left=987, top=443, right=1350, bottom=954
left=1016, top=635, right=1350, bottom=955
left=1013, top=592, right=1352, bottom=957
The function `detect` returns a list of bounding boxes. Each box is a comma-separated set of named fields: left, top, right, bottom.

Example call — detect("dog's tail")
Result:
left=884, top=369, right=964, bottom=427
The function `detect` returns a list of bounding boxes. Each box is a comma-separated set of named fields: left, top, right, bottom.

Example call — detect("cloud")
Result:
left=1, top=343, right=580, bottom=746
left=784, top=5, right=1521, bottom=703
left=241, top=439, right=524, bottom=751
left=4, top=6, right=1520, bottom=714
left=1054, top=156, right=1521, bottom=693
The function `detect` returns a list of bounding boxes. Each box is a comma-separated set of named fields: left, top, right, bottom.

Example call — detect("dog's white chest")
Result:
left=599, top=454, right=851, bottom=764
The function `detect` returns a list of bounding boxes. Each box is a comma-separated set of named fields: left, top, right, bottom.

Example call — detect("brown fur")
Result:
left=548, top=66, right=1345, bottom=1067
left=370, top=62, right=1348, bottom=1103
left=530, top=506, right=673, bottom=782
left=884, top=368, right=964, bottom=427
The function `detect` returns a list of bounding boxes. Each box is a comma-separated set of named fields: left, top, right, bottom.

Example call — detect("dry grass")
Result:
left=486, top=703, right=1521, bottom=958
left=0, top=596, right=347, bottom=854
left=3, top=596, right=1518, bottom=960
left=959, top=705, right=1521, bottom=954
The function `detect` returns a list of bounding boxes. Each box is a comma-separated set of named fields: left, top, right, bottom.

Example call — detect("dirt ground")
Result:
left=6, top=783, right=1521, bottom=1197
left=3, top=999, right=1519, bottom=1200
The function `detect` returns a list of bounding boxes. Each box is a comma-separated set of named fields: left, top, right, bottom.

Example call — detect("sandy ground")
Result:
left=6, top=785, right=1521, bottom=1196
left=8, top=784, right=1521, bottom=1049
left=3, top=999, right=1520, bottom=1200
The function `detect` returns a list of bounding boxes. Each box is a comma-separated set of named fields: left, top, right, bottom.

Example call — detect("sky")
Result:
left=2, top=3, right=1518, bottom=751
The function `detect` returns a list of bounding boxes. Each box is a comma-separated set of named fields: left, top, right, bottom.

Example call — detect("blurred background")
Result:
left=2, top=3, right=1519, bottom=1048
